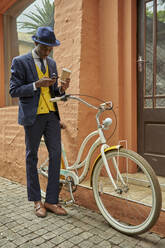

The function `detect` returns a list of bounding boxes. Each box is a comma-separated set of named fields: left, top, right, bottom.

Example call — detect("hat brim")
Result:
left=32, top=36, right=60, bottom=47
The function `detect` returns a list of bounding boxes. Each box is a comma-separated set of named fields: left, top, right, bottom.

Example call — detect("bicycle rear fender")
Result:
left=90, top=145, right=122, bottom=187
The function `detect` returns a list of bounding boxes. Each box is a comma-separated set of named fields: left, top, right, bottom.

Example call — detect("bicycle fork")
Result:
left=101, top=144, right=128, bottom=194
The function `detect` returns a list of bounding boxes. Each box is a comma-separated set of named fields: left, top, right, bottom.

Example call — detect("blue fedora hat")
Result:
left=32, top=26, right=60, bottom=47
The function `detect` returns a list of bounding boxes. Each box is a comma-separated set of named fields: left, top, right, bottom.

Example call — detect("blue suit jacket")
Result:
left=10, top=53, right=63, bottom=126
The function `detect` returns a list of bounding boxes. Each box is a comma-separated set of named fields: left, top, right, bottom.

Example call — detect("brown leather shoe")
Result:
left=34, top=201, right=47, bottom=218
left=44, top=202, right=67, bottom=216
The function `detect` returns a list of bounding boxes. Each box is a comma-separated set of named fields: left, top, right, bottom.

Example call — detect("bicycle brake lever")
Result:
left=50, top=94, right=70, bottom=102
left=100, top=101, right=113, bottom=110
left=106, top=102, right=113, bottom=110
left=61, top=94, right=70, bottom=101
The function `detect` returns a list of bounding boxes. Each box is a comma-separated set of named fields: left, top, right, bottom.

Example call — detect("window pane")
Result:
left=156, top=98, right=165, bottom=108
left=144, top=99, right=153, bottom=108
left=145, top=1, right=154, bottom=96
left=156, top=0, right=165, bottom=102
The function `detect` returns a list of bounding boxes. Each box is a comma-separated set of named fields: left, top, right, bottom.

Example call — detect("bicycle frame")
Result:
left=41, top=95, right=125, bottom=192
left=61, top=132, right=125, bottom=191
left=60, top=127, right=123, bottom=191
left=38, top=95, right=162, bottom=235
left=61, top=130, right=104, bottom=184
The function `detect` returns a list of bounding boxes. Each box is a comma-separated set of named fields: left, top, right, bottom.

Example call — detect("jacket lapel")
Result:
left=27, top=53, right=39, bottom=81
left=47, top=58, right=54, bottom=96
left=47, top=58, right=53, bottom=78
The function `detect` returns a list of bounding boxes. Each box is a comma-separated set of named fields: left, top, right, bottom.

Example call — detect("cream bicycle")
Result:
left=38, top=94, right=162, bottom=235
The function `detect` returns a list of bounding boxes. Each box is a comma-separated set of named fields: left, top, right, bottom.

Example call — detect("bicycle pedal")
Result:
left=115, top=188, right=123, bottom=194
left=64, top=199, right=74, bottom=207
left=65, top=203, right=74, bottom=207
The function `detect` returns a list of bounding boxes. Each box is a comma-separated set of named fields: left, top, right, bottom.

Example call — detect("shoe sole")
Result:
left=45, top=207, right=68, bottom=216
left=35, top=213, right=47, bottom=218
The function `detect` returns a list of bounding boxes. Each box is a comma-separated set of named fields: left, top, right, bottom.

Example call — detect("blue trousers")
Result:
left=24, top=112, right=61, bottom=204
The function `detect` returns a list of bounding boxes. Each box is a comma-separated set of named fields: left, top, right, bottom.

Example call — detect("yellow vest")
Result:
left=36, top=64, right=55, bottom=114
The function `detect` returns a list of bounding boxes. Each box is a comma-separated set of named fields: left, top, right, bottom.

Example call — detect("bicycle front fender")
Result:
left=90, top=145, right=122, bottom=187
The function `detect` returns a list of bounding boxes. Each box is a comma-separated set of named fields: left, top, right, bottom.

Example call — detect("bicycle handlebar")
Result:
left=50, top=94, right=113, bottom=111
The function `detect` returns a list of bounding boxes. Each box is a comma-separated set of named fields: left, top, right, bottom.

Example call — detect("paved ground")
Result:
left=0, top=176, right=165, bottom=248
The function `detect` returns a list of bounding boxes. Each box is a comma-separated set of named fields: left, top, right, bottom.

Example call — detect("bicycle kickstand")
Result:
left=65, top=180, right=75, bottom=207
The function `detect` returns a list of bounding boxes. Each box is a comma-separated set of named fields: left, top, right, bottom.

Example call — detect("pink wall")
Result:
left=54, top=0, right=137, bottom=168
left=78, top=0, right=101, bottom=163
left=0, top=14, right=5, bottom=107
left=98, top=0, right=137, bottom=150
left=0, top=0, right=137, bottom=209
left=54, top=0, right=82, bottom=163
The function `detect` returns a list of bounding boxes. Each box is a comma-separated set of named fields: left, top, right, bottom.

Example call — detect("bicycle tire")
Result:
left=92, top=148, right=162, bottom=235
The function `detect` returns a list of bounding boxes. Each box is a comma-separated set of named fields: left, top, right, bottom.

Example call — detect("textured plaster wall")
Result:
left=0, top=107, right=48, bottom=186
left=0, top=0, right=84, bottom=184
left=54, top=0, right=83, bottom=164
left=54, top=0, right=137, bottom=176
left=0, top=0, right=137, bottom=202
left=0, top=107, right=26, bottom=184
left=54, top=0, right=103, bottom=175
left=78, top=0, right=101, bottom=145
left=0, top=14, right=5, bottom=107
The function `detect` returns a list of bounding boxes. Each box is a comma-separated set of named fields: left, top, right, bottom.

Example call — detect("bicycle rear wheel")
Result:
left=92, top=148, right=162, bottom=235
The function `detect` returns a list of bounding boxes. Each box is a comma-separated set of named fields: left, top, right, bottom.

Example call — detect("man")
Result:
left=10, top=26, right=69, bottom=217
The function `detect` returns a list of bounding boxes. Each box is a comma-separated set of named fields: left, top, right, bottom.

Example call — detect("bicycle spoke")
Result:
left=92, top=148, right=161, bottom=235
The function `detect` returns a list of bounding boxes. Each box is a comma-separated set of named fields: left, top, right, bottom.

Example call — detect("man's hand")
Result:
left=35, top=77, right=56, bottom=88
left=60, top=78, right=70, bottom=93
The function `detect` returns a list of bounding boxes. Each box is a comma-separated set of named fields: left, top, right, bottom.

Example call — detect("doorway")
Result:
left=137, top=0, right=165, bottom=176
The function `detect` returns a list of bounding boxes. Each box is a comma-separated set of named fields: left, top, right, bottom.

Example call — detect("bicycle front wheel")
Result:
left=92, top=148, right=162, bottom=235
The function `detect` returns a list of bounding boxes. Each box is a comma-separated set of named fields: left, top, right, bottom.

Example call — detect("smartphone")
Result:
left=51, top=73, right=58, bottom=79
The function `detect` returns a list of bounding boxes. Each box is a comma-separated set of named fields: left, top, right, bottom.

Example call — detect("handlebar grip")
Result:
left=50, top=97, right=63, bottom=102
left=50, top=94, right=70, bottom=102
